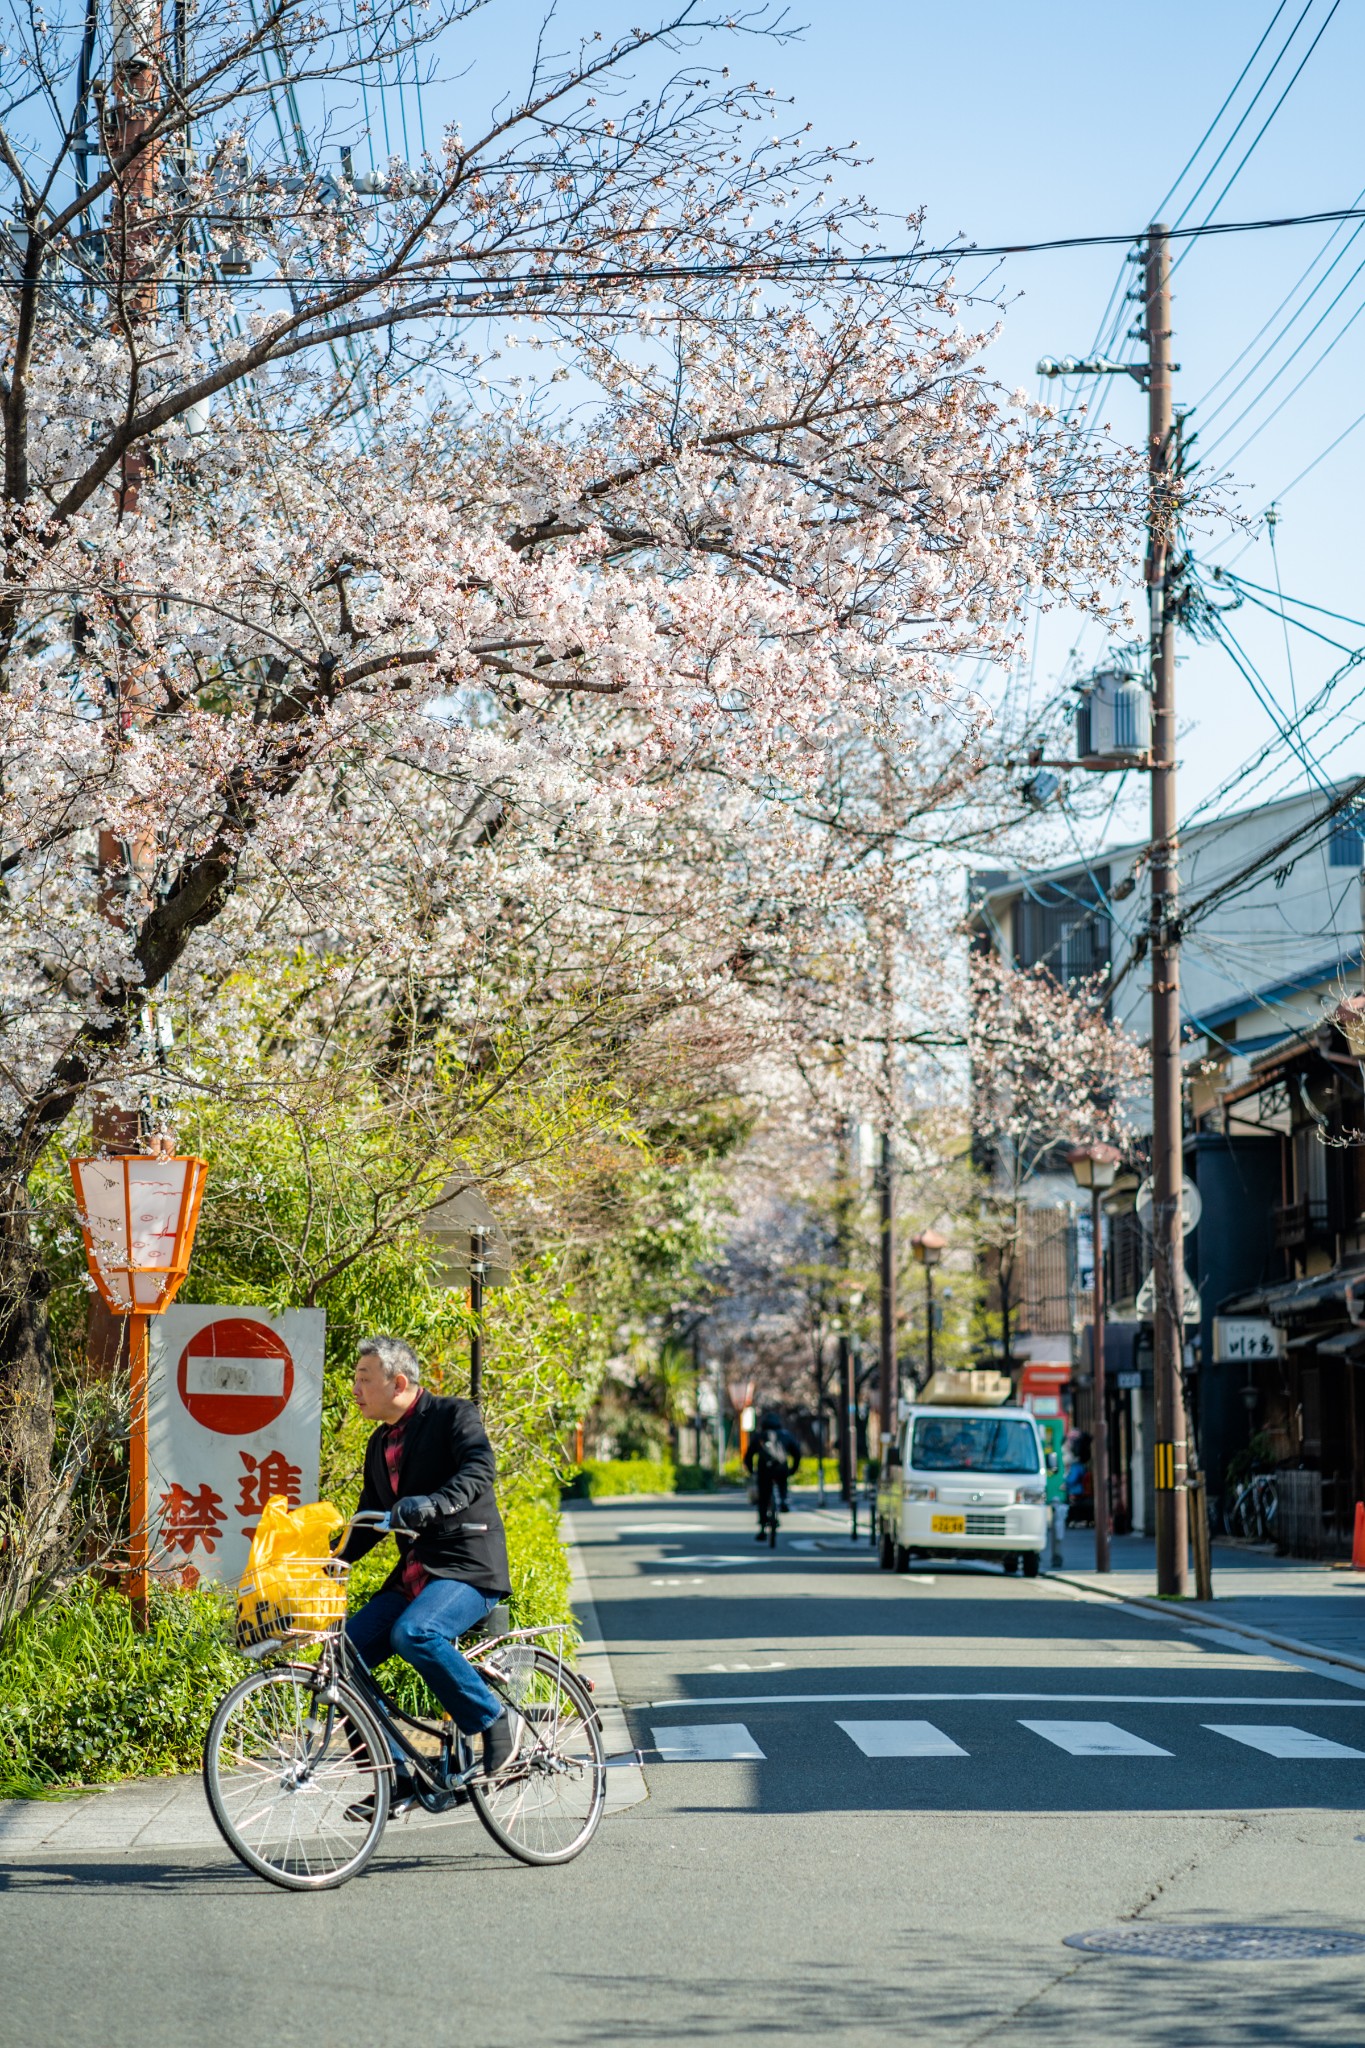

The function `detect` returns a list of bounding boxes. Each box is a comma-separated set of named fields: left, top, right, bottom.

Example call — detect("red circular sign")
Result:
left=177, top=1317, right=294, bottom=1435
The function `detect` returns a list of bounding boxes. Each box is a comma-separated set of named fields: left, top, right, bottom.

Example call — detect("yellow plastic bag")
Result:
left=235, top=1494, right=346, bottom=1652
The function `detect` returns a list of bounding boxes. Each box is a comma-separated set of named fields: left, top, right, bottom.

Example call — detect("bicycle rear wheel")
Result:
left=204, top=1667, right=390, bottom=1890
left=470, top=1651, right=605, bottom=1866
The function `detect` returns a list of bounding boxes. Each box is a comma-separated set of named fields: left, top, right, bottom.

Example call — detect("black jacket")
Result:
left=744, top=1426, right=801, bottom=1478
left=339, top=1389, right=511, bottom=1598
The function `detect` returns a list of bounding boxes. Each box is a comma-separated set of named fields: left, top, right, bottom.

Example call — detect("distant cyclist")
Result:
left=744, top=1411, right=801, bottom=1540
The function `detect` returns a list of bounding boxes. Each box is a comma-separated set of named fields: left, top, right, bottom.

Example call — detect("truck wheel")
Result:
left=894, top=1544, right=911, bottom=1573
left=1001, top=1553, right=1019, bottom=1575
left=878, top=1526, right=894, bottom=1570
left=1023, top=1551, right=1042, bottom=1578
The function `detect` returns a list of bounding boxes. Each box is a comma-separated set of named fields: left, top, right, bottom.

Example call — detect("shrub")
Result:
left=0, top=1579, right=244, bottom=1796
left=673, top=1463, right=718, bottom=1492
left=562, top=1457, right=676, bottom=1500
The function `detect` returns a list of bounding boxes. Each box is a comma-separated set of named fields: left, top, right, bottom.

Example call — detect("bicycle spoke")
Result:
left=205, top=1671, right=388, bottom=1890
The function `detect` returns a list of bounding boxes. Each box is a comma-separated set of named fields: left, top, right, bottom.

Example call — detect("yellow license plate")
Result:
left=930, top=1514, right=966, bottom=1535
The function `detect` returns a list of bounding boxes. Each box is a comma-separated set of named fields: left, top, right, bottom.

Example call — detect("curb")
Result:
left=1049, top=1569, right=1365, bottom=1683
left=559, top=1508, right=649, bottom=1814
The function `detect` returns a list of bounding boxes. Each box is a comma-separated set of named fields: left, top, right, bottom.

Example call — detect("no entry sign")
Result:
left=176, top=1316, right=295, bottom=1435
left=148, top=1305, right=325, bottom=1589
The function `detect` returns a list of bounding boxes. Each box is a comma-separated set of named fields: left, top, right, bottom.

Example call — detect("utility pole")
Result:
left=1038, top=218, right=1190, bottom=1596
left=88, top=0, right=168, bottom=1383
left=877, top=1128, right=895, bottom=1445
left=468, top=1226, right=487, bottom=1404
left=1144, top=222, right=1190, bottom=1597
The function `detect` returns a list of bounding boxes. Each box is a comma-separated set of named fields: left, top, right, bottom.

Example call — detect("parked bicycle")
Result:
left=1226, top=1471, right=1278, bottom=1543
left=203, top=1511, right=605, bottom=1891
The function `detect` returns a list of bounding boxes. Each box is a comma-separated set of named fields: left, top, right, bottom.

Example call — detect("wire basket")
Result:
left=235, top=1555, right=349, bottom=1652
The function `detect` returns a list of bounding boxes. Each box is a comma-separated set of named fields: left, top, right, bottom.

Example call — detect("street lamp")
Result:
left=911, top=1230, right=947, bottom=1388
left=1068, top=1142, right=1122, bottom=1574
left=69, top=1144, right=208, bottom=1622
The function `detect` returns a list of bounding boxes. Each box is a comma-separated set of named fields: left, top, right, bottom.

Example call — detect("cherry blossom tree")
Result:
left=966, top=950, right=1146, bottom=1359
left=0, top=0, right=1147, bottom=1553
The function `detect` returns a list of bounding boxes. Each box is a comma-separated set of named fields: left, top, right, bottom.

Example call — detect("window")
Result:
left=910, top=1416, right=1041, bottom=1475
left=1329, top=815, right=1364, bottom=866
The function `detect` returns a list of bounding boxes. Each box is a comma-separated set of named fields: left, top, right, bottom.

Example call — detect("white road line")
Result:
left=1020, top=1720, right=1173, bottom=1757
left=649, top=1723, right=766, bottom=1762
left=639, top=1691, right=1365, bottom=1709
left=837, top=1720, right=968, bottom=1757
left=1204, top=1724, right=1365, bottom=1760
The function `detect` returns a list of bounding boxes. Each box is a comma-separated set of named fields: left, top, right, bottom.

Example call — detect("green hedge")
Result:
left=673, top=1463, right=718, bottom=1492
left=562, top=1457, right=676, bottom=1499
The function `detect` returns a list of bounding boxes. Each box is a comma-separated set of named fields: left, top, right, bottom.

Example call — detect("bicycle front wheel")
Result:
left=470, top=1651, right=606, bottom=1866
left=204, top=1667, right=390, bottom=1891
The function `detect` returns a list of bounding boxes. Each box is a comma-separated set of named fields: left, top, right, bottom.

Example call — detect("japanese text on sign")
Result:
left=1212, top=1317, right=1284, bottom=1365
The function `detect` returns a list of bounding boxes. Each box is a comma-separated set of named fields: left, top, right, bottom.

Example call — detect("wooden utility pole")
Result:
left=1145, top=222, right=1190, bottom=1597
left=877, top=1128, right=895, bottom=1443
left=88, top=3, right=168, bottom=1380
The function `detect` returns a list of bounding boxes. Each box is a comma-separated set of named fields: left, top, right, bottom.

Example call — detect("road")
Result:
left=4, top=1492, right=1365, bottom=2047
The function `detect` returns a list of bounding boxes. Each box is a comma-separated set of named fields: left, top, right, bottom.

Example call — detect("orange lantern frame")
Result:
left=69, top=1150, right=209, bottom=1620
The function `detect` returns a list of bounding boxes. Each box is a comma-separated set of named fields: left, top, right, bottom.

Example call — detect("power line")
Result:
left=1173, top=0, right=1341, bottom=258
left=1154, top=1, right=1292, bottom=218
left=1201, top=247, right=1365, bottom=462
left=1170, top=0, right=1317, bottom=233
left=1192, top=184, right=1365, bottom=413
left=47, top=200, right=1365, bottom=304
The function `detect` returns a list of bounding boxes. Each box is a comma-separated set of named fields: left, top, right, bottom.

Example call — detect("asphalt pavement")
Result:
left=4, top=1493, right=1365, bottom=2048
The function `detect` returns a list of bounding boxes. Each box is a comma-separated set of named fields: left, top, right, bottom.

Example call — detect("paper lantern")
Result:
left=69, top=1152, right=209, bottom=1315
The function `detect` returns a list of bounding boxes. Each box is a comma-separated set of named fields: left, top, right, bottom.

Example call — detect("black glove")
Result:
left=391, top=1494, right=438, bottom=1532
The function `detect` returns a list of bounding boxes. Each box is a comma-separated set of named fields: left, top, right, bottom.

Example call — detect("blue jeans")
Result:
left=347, top=1578, right=503, bottom=1738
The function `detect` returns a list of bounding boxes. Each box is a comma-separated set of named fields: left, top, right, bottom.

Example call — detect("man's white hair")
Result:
left=357, top=1335, right=422, bottom=1385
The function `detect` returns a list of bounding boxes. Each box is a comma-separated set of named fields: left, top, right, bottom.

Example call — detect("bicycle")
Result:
left=760, top=1486, right=781, bottom=1548
left=1227, top=1471, right=1278, bottom=1543
left=203, top=1511, right=606, bottom=1891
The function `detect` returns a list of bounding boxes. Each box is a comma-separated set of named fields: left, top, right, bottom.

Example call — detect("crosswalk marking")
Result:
left=1203, top=1724, right=1365, bottom=1760
left=640, top=1712, right=1365, bottom=1764
left=836, top=1720, right=968, bottom=1757
left=1019, top=1720, right=1173, bottom=1757
left=649, top=1723, right=766, bottom=1762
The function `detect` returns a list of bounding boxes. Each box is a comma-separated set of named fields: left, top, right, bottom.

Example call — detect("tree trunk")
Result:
left=0, top=1177, right=60, bottom=1628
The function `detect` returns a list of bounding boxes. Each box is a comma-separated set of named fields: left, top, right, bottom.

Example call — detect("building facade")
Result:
left=973, top=780, right=1365, bottom=1552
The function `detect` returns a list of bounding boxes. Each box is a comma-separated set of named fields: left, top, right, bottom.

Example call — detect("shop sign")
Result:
left=1212, top=1316, right=1284, bottom=1364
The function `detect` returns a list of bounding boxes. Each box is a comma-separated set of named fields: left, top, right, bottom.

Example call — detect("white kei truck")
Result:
left=874, top=1370, right=1053, bottom=1578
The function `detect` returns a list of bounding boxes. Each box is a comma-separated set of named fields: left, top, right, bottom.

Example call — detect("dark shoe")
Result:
left=754, top=1529, right=766, bottom=1542
left=344, top=1774, right=414, bottom=1825
left=481, top=1707, right=522, bottom=1775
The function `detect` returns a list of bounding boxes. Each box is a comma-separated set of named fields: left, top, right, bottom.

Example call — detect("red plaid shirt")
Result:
left=383, top=1411, right=430, bottom=1600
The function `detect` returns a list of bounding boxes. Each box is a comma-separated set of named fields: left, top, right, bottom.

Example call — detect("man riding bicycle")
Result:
left=338, top=1336, right=518, bottom=1811
left=744, top=1410, right=801, bottom=1540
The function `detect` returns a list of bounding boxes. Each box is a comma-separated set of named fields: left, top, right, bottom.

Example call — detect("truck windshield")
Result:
left=910, top=1416, right=1040, bottom=1475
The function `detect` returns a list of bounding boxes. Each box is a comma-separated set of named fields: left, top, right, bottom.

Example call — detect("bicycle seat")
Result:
left=472, top=1602, right=511, bottom=1640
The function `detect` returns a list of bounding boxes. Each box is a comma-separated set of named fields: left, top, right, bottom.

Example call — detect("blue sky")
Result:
left=421, top=2, right=1365, bottom=839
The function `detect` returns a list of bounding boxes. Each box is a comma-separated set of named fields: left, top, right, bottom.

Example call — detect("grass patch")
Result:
left=0, top=1579, right=245, bottom=1797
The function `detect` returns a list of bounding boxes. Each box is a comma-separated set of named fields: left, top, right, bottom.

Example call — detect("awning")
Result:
left=1315, top=1329, right=1365, bottom=1359
left=1222, top=1272, right=1358, bottom=1322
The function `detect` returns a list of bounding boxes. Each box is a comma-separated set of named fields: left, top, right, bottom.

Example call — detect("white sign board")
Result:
left=1212, top=1316, right=1285, bottom=1365
left=147, top=1305, right=325, bottom=1589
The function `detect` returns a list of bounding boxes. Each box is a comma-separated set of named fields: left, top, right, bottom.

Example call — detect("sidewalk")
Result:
left=1053, top=1523, right=1365, bottom=1671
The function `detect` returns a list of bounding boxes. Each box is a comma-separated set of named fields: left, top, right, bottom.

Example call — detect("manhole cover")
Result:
left=1064, top=1925, right=1365, bottom=1962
